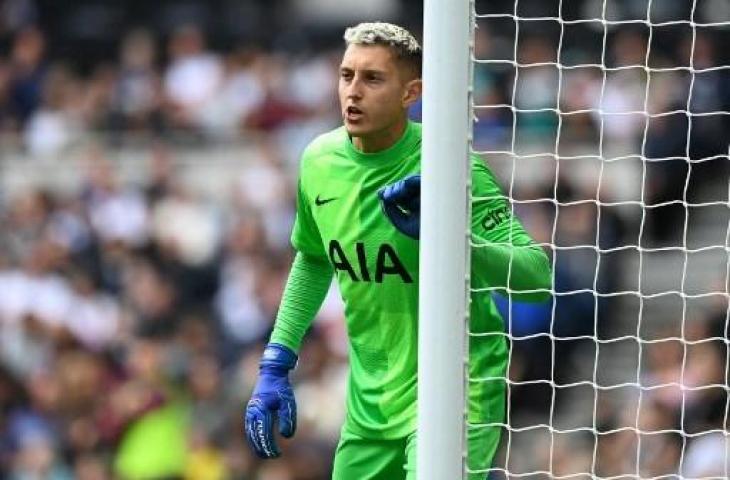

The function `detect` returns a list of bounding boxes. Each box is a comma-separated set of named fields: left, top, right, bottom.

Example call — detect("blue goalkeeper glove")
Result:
left=244, top=343, right=298, bottom=459
left=378, top=174, right=421, bottom=239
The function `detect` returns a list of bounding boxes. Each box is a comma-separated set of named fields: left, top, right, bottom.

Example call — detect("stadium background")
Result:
left=0, top=0, right=728, bottom=478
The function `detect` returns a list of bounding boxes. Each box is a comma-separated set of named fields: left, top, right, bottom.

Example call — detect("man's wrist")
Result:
left=260, top=343, right=298, bottom=371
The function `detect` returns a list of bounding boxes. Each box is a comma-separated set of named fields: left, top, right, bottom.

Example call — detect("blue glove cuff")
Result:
left=260, top=343, right=298, bottom=371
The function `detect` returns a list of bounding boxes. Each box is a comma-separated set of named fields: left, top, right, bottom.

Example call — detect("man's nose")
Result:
left=346, top=79, right=363, bottom=99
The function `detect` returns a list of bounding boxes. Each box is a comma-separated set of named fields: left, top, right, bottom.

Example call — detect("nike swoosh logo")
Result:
left=315, top=194, right=338, bottom=206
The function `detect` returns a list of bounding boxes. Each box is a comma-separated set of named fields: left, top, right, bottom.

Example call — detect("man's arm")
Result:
left=470, top=234, right=551, bottom=303
left=272, top=169, right=334, bottom=349
left=270, top=251, right=334, bottom=352
left=378, top=162, right=552, bottom=303
left=246, top=161, right=334, bottom=459
left=245, top=253, right=333, bottom=459
left=470, top=159, right=551, bottom=303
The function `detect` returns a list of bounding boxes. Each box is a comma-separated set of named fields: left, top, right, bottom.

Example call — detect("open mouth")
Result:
left=345, top=106, right=364, bottom=121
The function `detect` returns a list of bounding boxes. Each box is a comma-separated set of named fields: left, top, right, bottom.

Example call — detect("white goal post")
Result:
left=418, top=1, right=473, bottom=480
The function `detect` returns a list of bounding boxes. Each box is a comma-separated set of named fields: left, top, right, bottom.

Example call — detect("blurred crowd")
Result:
left=0, top=23, right=342, bottom=158
left=0, top=140, right=354, bottom=479
left=0, top=0, right=729, bottom=478
left=0, top=22, right=348, bottom=476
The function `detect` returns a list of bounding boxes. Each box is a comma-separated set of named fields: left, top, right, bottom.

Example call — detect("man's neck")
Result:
left=352, top=117, right=408, bottom=153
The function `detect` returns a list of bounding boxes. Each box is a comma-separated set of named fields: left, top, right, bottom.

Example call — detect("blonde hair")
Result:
left=344, top=22, right=422, bottom=76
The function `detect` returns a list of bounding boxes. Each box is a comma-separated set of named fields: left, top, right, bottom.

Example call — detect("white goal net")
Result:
left=470, top=0, right=730, bottom=478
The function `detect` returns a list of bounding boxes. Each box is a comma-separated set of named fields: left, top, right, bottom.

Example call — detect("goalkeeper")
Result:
left=245, top=22, right=552, bottom=479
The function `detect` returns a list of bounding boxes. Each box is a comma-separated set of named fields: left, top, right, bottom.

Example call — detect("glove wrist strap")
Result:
left=259, top=343, right=298, bottom=371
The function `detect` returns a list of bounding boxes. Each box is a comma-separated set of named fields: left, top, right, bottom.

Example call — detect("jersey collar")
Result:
left=344, top=120, right=420, bottom=166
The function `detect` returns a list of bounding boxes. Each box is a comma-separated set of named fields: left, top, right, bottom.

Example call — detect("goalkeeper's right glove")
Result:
left=244, top=343, right=298, bottom=458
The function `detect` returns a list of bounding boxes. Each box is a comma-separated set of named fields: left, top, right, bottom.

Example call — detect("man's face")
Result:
left=338, top=44, right=419, bottom=139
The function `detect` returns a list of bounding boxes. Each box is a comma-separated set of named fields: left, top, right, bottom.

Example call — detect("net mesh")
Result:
left=469, top=0, right=730, bottom=477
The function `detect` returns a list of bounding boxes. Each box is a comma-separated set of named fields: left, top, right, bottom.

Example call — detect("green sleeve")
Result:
left=470, top=158, right=552, bottom=303
left=291, top=175, right=327, bottom=257
left=269, top=252, right=333, bottom=352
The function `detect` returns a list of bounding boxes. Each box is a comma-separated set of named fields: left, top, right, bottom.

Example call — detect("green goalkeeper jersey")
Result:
left=275, top=120, right=551, bottom=439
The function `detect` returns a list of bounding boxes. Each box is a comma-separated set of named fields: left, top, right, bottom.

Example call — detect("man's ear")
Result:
left=402, top=78, right=423, bottom=108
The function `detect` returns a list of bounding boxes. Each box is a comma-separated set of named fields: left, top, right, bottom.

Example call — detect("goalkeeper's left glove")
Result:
left=378, top=174, right=421, bottom=239
left=244, top=343, right=298, bottom=459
